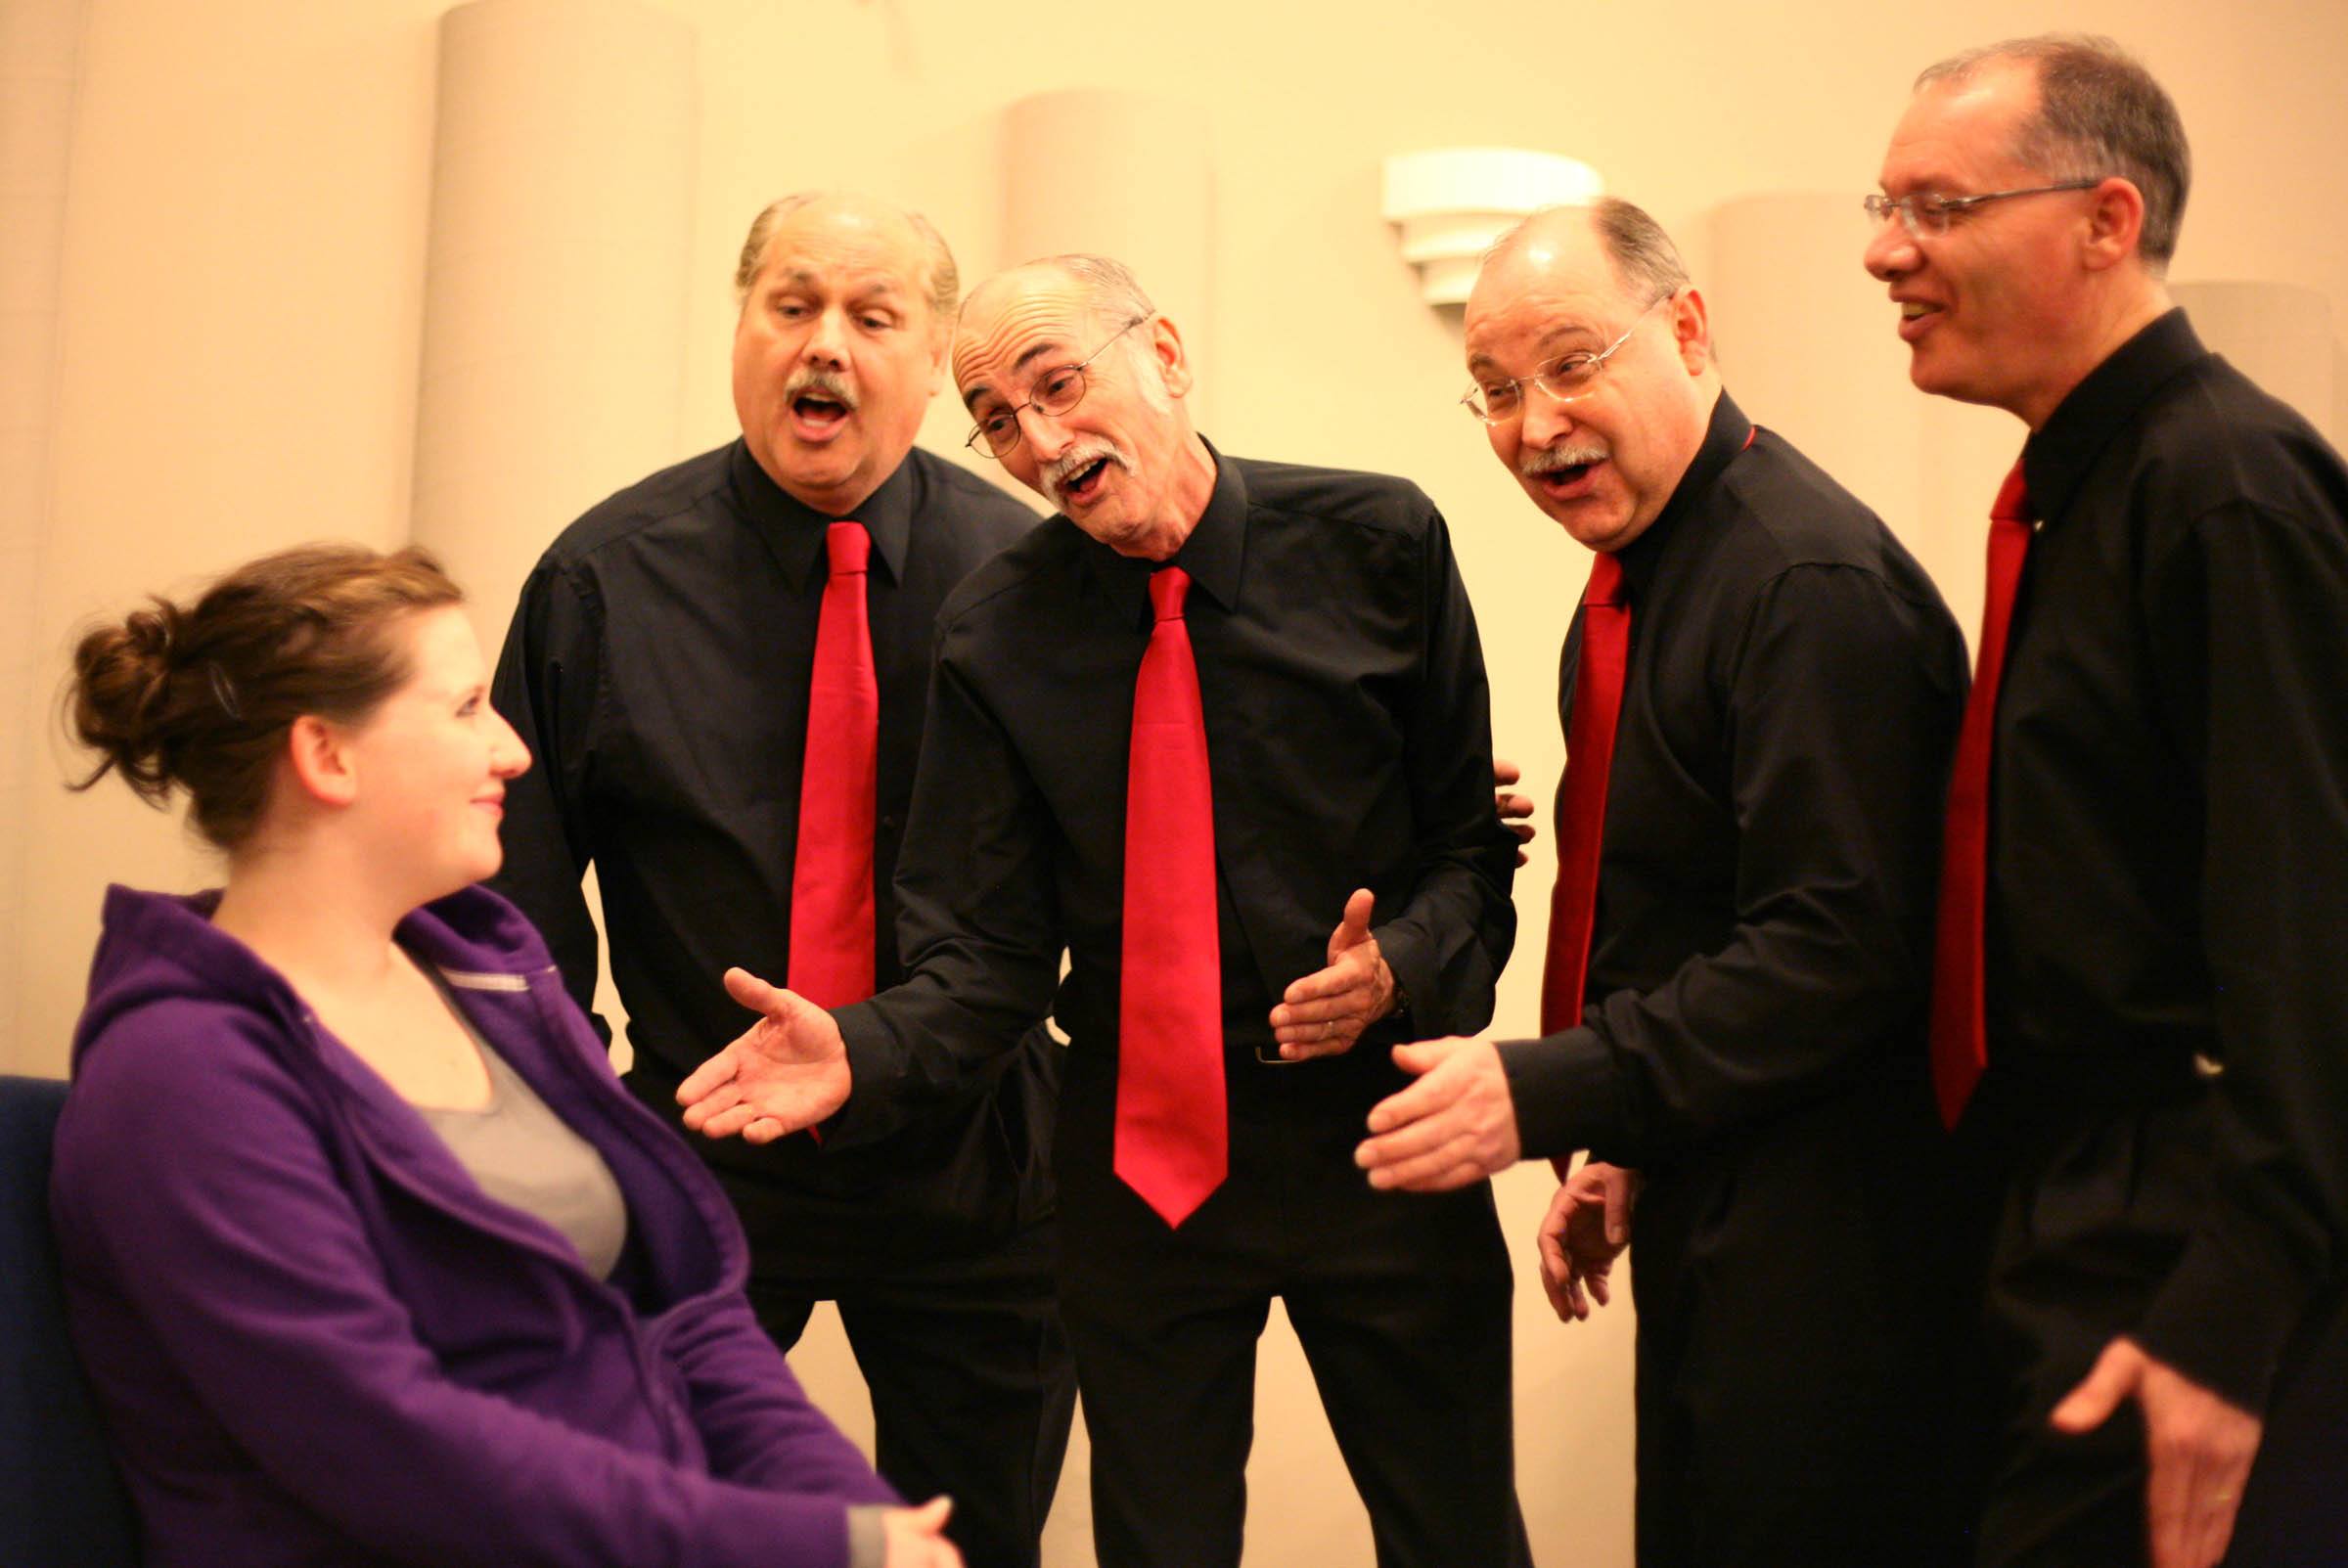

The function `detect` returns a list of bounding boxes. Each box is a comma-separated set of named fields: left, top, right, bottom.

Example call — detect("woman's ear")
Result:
left=284, top=714, right=360, bottom=808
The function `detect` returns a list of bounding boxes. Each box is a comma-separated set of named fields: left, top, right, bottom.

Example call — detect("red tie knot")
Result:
left=826, top=520, right=871, bottom=575
left=1991, top=460, right=2034, bottom=524
left=1149, top=565, right=1192, bottom=622
left=1584, top=551, right=1627, bottom=607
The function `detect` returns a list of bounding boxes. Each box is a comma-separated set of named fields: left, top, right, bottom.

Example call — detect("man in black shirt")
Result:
left=490, top=192, right=1072, bottom=1568
left=676, top=253, right=1527, bottom=1568
left=1356, top=201, right=1970, bottom=1565
left=1865, top=36, right=2348, bottom=1568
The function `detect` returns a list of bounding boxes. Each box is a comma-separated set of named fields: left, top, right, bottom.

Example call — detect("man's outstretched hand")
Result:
left=1269, top=888, right=1397, bottom=1060
left=676, top=967, right=852, bottom=1142
left=2050, top=1335, right=2263, bottom=1568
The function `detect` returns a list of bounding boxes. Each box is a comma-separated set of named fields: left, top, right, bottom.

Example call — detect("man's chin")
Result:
left=1525, top=486, right=1611, bottom=539
left=1550, top=503, right=1639, bottom=554
left=773, top=446, right=861, bottom=495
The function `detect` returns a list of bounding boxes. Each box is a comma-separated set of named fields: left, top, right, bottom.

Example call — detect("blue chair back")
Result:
left=0, top=1075, right=141, bottom=1567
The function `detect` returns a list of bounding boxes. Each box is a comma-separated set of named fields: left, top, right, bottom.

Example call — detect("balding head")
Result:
left=730, top=191, right=955, bottom=515
left=961, top=254, right=1155, bottom=342
left=735, top=192, right=960, bottom=335
left=1914, top=34, right=2189, bottom=269
left=952, top=255, right=1212, bottom=561
left=1482, top=201, right=1693, bottom=329
left=1464, top=201, right=1718, bottom=554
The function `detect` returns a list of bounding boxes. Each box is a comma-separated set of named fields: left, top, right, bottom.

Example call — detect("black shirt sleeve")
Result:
left=489, top=561, right=610, bottom=1028
left=2132, top=496, right=2348, bottom=1410
left=829, top=644, right=1063, bottom=1149
left=1501, top=562, right=1960, bottom=1164
left=1373, top=502, right=1517, bottom=1035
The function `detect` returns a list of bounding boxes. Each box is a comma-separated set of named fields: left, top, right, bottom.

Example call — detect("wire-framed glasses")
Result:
left=1461, top=292, right=1673, bottom=426
left=966, top=315, right=1150, bottom=457
left=1862, top=179, right=2102, bottom=238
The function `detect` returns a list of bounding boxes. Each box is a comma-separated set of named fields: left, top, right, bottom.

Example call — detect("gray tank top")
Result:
left=414, top=1019, right=630, bottom=1280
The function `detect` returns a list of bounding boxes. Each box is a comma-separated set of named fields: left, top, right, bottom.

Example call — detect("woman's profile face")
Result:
left=340, top=605, right=530, bottom=898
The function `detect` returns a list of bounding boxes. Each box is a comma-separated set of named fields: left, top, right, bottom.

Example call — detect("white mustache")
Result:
left=1519, top=441, right=1609, bottom=479
left=784, top=368, right=859, bottom=411
left=1042, top=440, right=1133, bottom=508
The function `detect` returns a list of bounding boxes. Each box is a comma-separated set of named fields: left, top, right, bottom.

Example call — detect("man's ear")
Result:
left=1149, top=315, right=1195, bottom=400
left=1671, top=287, right=1713, bottom=376
left=285, top=714, right=359, bottom=809
left=2081, top=176, right=2147, bottom=273
left=926, top=314, right=953, bottom=396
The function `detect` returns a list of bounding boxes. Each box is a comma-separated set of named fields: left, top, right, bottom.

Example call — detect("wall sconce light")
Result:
left=1382, top=148, right=1603, bottom=305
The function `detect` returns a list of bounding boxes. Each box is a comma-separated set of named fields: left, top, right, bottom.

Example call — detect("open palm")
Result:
left=676, top=967, right=852, bottom=1142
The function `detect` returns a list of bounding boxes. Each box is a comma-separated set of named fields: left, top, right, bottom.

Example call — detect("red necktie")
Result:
left=788, top=521, right=879, bottom=1008
left=1928, top=460, right=2034, bottom=1128
left=1115, top=566, right=1226, bottom=1229
left=1540, top=551, right=1630, bottom=1040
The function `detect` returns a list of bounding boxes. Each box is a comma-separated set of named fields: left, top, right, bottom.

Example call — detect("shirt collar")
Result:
left=726, top=438, right=916, bottom=591
left=2023, top=308, right=2207, bottom=528
left=1083, top=436, right=1247, bottom=630
left=1609, top=388, right=1749, bottom=600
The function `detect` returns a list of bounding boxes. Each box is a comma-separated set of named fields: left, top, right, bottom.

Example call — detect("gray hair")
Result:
left=732, top=192, right=961, bottom=322
left=1917, top=34, right=2190, bottom=270
left=1488, top=198, right=1691, bottom=305
left=1009, top=253, right=1157, bottom=335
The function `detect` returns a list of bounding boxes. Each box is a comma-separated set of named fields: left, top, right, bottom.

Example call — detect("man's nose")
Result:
left=802, top=305, right=850, bottom=367
left=1519, top=391, right=1577, bottom=451
left=1018, top=403, right=1073, bottom=463
left=1864, top=216, right=1919, bottom=282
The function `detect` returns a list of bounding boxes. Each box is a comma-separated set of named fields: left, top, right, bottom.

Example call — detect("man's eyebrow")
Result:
left=1534, top=322, right=1601, bottom=353
left=1012, top=339, right=1066, bottom=377
left=1467, top=324, right=1597, bottom=375
left=960, top=339, right=1076, bottom=412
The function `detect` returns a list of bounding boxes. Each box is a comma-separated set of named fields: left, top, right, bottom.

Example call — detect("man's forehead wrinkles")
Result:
left=768, top=262, right=914, bottom=294
left=954, top=294, right=1082, bottom=403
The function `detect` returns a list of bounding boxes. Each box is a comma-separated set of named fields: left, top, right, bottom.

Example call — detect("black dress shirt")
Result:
left=1498, top=393, right=1970, bottom=1167
left=1987, top=309, right=2348, bottom=1409
left=490, top=440, right=1052, bottom=1261
left=823, top=447, right=1518, bottom=1148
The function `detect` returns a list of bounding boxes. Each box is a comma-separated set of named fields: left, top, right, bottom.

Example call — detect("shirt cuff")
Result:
left=1374, top=923, right=1434, bottom=1035
left=2133, top=1219, right=2314, bottom=1414
left=825, top=1002, right=894, bottom=1148
left=845, top=1504, right=888, bottom=1568
left=1496, top=1028, right=1618, bottom=1160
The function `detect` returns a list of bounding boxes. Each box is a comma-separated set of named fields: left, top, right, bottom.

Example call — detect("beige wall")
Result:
left=12, top=2, right=2345, bottom=1564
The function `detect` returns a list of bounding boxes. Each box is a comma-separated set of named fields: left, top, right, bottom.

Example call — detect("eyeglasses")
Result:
left=1863, top=179, right=2102, bottom=238
left=965, top=315, right=1149, bottom=458
left=1460, top=293, right=1673, bottom=426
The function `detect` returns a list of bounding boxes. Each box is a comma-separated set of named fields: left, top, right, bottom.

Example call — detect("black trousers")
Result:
left=723, top=1174, right=1078, bottom=1568
left=1959, top=1077, right=2348, bottom=1568
left=1628, top=1081, right=1963, bottom=1568
left=1055, top=1043, right=1531, bottom=1568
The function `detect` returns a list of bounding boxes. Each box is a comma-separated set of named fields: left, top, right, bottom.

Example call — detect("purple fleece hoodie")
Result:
left=50, top=883, right=898, bottom=1568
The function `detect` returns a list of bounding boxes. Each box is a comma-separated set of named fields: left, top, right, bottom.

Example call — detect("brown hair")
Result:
left=68, top=543, right=464, bottom=850
left=1917, top=35, right=2191, bottom=270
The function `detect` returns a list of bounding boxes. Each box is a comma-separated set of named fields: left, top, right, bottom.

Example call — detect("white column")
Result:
left=409, top=0, right=698, bottom=649
left=1707, top=193, right=1930, bottom=563
left=0, top=0, right=92, bottom=1072
left=1001, top=89, right=1216, bottom=428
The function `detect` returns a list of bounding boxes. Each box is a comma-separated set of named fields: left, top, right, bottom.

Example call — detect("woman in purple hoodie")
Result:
left=50, top=543, right=959, bottom=1568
